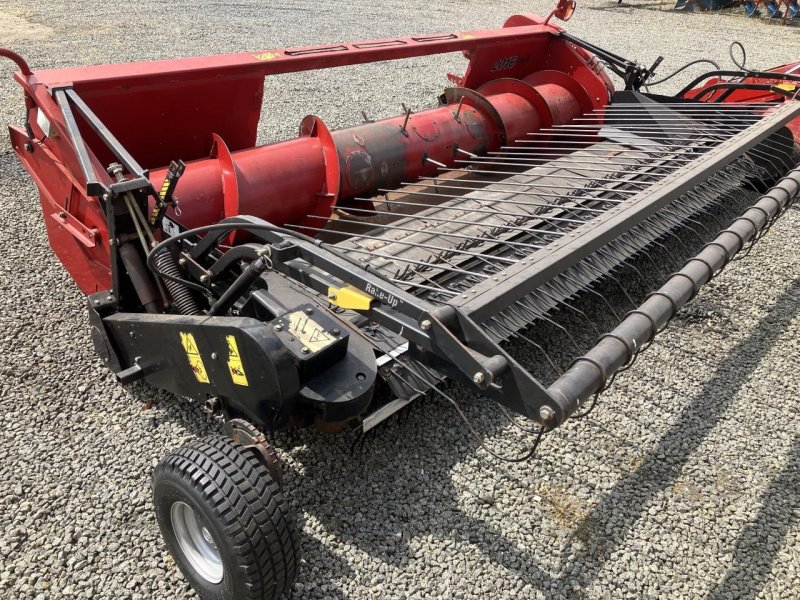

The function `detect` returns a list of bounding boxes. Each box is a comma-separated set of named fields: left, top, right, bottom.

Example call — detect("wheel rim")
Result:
left=170, top=501, right=224, bottom=584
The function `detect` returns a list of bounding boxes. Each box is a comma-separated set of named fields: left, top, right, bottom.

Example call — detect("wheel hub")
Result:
left=170, top=501, right=224, bottom=584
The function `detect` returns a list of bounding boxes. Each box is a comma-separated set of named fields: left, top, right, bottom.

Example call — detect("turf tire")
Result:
left=152, top=436, right=300, bottom=600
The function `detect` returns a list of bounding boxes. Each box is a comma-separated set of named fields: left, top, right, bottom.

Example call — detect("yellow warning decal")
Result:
left=459, top=33, right=475, bottom=40
left=226, top=335, right=249, bottom=387
left=180, top=332, right=210, bottom=384
left=253, top=51, right=282, bottom=61
left=775, top=83, right=797, bottom=93
left=288, top=311, right=337, bottom=353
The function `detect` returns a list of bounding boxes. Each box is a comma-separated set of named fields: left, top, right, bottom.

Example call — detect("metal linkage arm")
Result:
left=55, top=87, right=151, bottom=196
left=559, top=31, right=662, bottom=90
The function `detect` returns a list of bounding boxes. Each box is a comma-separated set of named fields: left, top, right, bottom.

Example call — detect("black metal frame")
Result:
left=145, top=96, right=800, bottom=428
left=56, top=87, right=167, bottom=309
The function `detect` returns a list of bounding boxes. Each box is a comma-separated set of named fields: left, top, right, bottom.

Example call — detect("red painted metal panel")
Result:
left=9, top=125, right=111, bottom=293
left=73, top=74, right=266, bottom=168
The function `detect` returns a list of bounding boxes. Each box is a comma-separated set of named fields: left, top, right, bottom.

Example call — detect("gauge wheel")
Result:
left=152, top=436, right=300, bottom=600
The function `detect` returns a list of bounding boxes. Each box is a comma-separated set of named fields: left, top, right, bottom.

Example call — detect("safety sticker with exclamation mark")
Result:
left=226, top=335, right=249, bottom=386
left=179, top=332, right=210, bottom=384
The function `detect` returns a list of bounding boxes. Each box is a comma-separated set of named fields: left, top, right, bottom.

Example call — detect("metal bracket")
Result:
left=50, top=210, right=98, bottom=248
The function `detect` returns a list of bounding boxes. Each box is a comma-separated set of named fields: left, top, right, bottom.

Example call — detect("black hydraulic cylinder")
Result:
left=119, top=242, right=160, bottom=313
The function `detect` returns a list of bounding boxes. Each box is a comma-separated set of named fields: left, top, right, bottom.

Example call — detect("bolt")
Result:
left=200, top=274, right=209, bottom=283
left=106, top=295, right=113, bottom=302
left=108, top=238, right=117, bottom=247
left=420, top=319, right=432, bottom=331
left=301, top=347, right=310, bottom=354
left=454, top=96, right=465, bottom=122
left=305, top=307, right=314, bottom=315
left=102, top=193, right=111, bottom=202
left=210, top=352, right=218, bottom=360
left=539, top=405, right=556, bottom=423
left=58, top=211, right=67, bottom=219
left=202, top=527, right=216, bottom=549
left=178, top=257, right=187, bottom=266
left=274, top=324, right=284, bottom=332
left=328, top=293, right=337, bottom=301
left=473, top=372, right=485, bottom=385
left=24, top=142, right=32, bottom=153
left=332, top=328, right=340, bottom=335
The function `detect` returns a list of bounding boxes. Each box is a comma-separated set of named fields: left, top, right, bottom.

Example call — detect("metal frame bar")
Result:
left=53, top=89, right=106, bottom=196
left=65, top=88, right=148, bottom=180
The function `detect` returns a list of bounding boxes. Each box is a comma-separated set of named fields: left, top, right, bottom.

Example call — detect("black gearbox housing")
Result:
left=88, top=291, right=377, bottom=429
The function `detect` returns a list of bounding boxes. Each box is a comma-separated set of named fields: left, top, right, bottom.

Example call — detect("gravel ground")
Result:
left=1, top=1, right=799, bottom=599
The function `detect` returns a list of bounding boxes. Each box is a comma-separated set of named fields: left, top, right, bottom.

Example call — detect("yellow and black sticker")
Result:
left=180, top=332, right=210, bottom=384
left=226, top=335, right=249, bottom=387
left=253, top=51, right=282, bottom=61
left=287, top=311, right=336, bottom=353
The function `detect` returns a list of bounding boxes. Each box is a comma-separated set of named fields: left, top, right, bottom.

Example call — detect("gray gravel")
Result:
left=1, top=1, right=798, bottom=599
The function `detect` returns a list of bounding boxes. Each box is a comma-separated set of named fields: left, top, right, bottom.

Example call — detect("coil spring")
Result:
left=152, top=249, right=201, bottom=315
